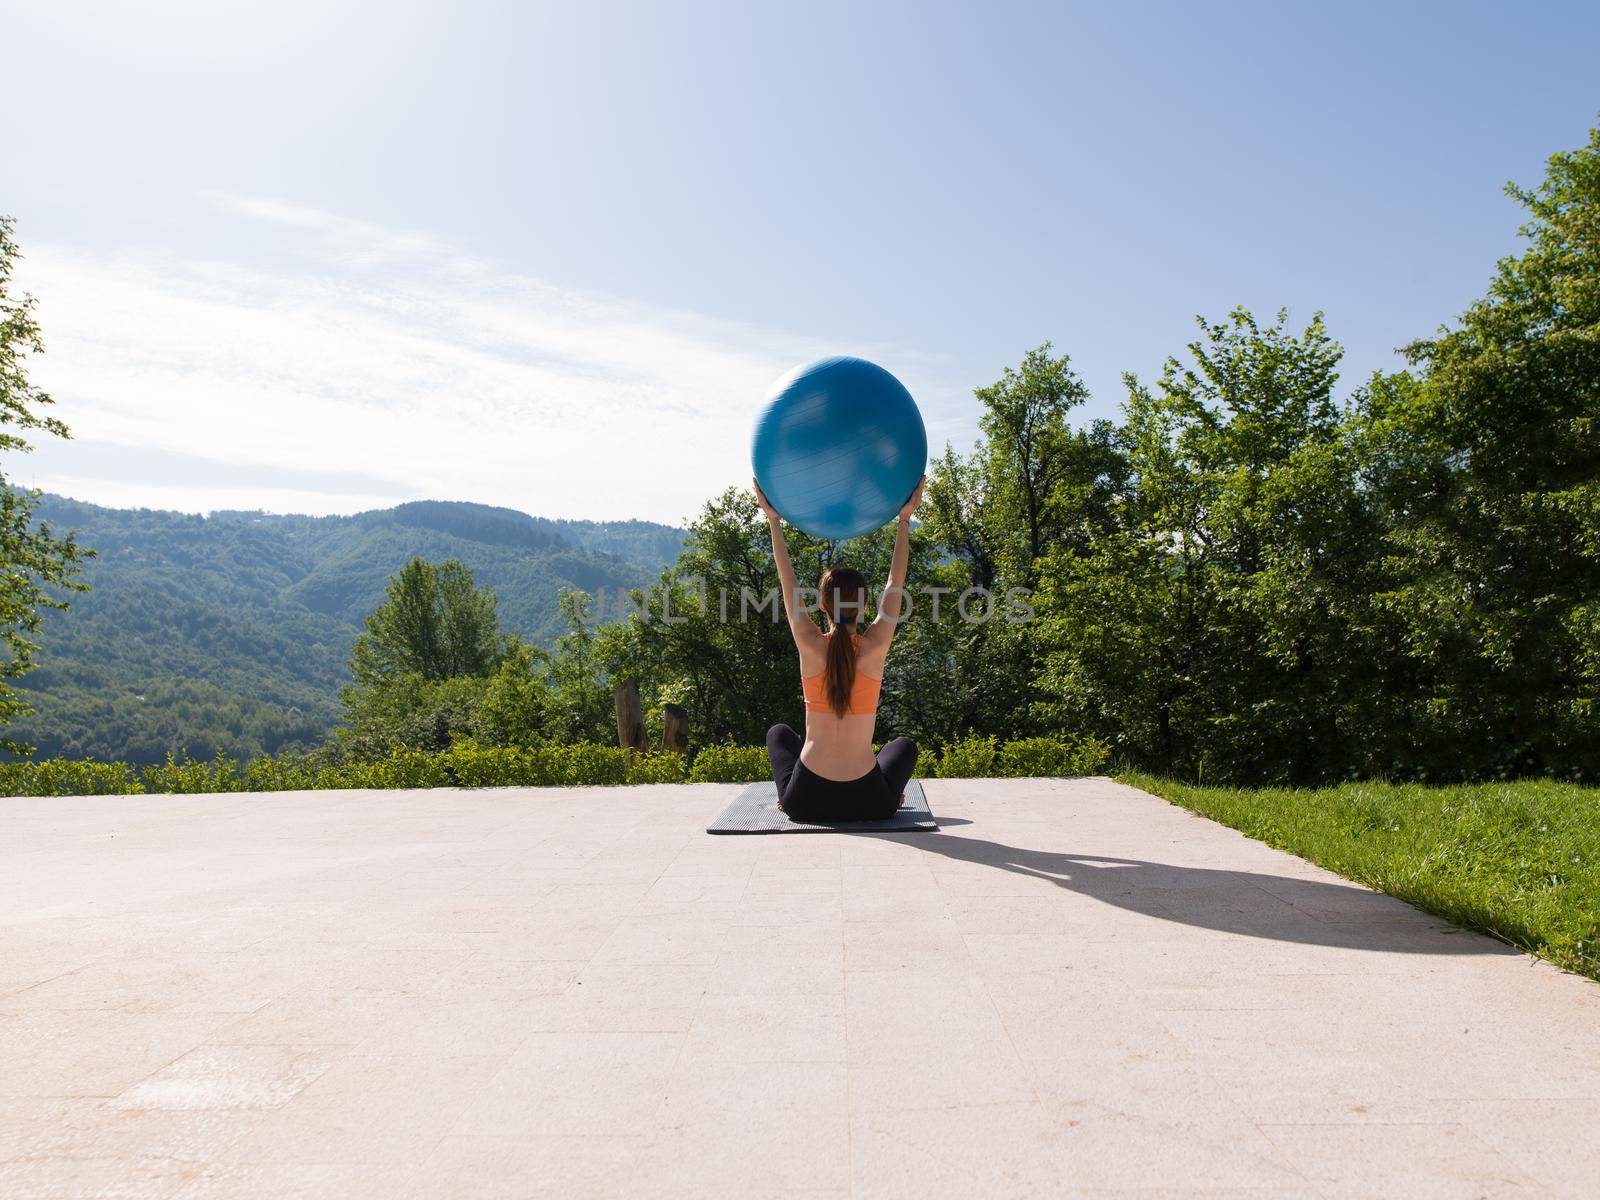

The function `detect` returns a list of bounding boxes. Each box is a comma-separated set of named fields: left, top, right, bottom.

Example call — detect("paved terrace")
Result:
left=3, top=778, right=1598, bottom=1198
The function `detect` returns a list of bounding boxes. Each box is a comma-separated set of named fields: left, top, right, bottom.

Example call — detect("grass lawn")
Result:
left=1120, top=774, right=1600, bottom=983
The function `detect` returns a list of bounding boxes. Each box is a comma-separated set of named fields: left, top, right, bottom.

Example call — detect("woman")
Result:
left=755, top=475, right=923, bottom=821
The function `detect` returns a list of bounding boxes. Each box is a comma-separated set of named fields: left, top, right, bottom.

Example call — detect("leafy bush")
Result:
left=931, top=733, right=1108, bottom=779
left=542, top=742, right=634, bottom=786
left=343, top=750, right=454, bottom=790
left=0, top=757, right=144, bottom=796
left=931, top=735, right=999, bottom=778
left=0, top=733, right=1105, bottom=798
left=241, top=755, right=321, bottom=792
left=626, top=751, right=689, bottom=785
left=141, top=753, right=246, bottom=794
left=441, top=741, right=684, bottom=788
left=689, top=743, right=770, bottom=783
left=997, top=734, right=1110, bottom=777
left=439, top=743, right=540, bottom=788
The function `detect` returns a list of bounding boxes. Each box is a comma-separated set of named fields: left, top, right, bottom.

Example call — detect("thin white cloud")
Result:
left=14, top=195, right=959, bottom=522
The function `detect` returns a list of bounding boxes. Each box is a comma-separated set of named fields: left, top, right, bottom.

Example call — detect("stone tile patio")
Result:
left=2, top=777, right=1597, bottom=1197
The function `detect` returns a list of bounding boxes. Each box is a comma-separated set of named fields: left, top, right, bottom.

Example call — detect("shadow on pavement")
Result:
left=887, top=827, right=1509, bottom=955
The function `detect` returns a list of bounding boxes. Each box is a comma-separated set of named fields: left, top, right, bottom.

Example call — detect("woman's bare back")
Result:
left=795, top=623, right=891, bottom=780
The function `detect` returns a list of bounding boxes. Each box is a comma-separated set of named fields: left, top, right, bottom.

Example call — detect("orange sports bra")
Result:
left=801, top=634, right=883, bottom=716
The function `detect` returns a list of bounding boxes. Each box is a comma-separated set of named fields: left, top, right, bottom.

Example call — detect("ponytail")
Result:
left=823, top=620, right=858, bottom=717
left=817, top=565, right=869, bottom=717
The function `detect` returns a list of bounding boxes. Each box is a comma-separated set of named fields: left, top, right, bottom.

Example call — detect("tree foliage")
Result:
left=1356, top=122, right=1600, bottom=778
left=350, top=557, right=507, bottom=686
left=0, top=216, right=89, bottom=752
left=339, top=557, right=518, bottom=754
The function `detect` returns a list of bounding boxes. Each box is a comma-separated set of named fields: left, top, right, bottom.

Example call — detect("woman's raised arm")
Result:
left=754, top=480, right=818, bottom=645
left=875, top=476, right=923, bottom=631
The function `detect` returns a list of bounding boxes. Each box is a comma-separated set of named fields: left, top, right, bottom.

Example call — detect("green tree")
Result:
left=0, top=216, right=90, bottom=752
left=924, top=344, right=1124, bottom=591
left=917, top=345, right=1127, bottom=743
left=540, top=591, right=617, bottom=743
left=435, top=558, right=506, bottom=678
left=336, top=674, right=490, bottom=757
left=339, top=557, right=510, bottom=754
left=473, top=640, right=551, bottom=747
left=349, top=557, right=505, bottom=687
left=1358, top=121, right=1600, bottom=778
left=1034, top=309, right=1387, bottom=783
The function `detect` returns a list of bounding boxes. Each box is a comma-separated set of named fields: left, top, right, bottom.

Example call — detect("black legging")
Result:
left=765, top=724, right=919, bottom=822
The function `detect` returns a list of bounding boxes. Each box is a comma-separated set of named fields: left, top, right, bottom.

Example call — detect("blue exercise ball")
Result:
left=751, top=356, right=927, bottom=541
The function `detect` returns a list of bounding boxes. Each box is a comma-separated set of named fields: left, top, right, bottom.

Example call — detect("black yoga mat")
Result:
left=706, top=778, right=936, bottom=835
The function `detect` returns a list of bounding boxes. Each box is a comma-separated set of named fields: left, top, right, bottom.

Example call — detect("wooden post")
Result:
left=661, top=704, right=689, bottom=754
left=614, top=678, right=646, bottom=751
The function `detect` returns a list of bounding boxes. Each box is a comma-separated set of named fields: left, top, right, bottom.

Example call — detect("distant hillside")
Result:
left=14, top=496, right=686, bottom=764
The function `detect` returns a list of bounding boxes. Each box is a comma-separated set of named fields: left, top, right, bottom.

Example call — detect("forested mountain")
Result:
left=12, top=496, right=685, bottom=764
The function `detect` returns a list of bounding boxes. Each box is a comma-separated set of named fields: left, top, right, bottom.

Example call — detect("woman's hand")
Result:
left=753, top=478, right=780, bottom=523
left=898, top=475, right=925, bottom=522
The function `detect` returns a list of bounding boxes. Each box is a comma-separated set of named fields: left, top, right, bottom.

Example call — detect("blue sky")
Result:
left=3, top=0, right=1597, bottom=521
